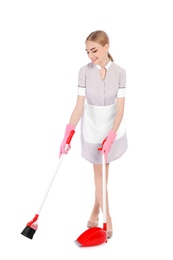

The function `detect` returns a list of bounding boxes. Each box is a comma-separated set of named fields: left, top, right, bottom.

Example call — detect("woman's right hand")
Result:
left=59, top=124, right=75, bottom=158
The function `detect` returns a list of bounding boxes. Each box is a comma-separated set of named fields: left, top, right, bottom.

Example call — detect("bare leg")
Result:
left=87, top=190, right=100, bottom=228
left=87, top=166, right=100, bottom=227
left=88, top=163, right=113, bottom=236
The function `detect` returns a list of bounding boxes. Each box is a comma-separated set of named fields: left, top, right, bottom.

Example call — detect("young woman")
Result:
left=59, top=30, right=128, bottom=238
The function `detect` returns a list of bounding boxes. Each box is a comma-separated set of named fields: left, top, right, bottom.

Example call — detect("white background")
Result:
left=0, top=0, right=173, bottom=259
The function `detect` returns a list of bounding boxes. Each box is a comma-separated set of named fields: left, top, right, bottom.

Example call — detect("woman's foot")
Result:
left=87, top=215, right=99, bottom=228
left=107, top=218, right=113, bottom=239
left=107, top=230, right=113, bottom=239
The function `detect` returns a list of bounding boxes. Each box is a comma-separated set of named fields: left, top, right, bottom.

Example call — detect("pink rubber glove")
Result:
left=59, top=124, right=75, bottom=158
left=98, top=130, right=116, bottom=162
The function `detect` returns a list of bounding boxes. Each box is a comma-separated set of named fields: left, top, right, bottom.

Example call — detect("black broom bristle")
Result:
left=21, top=226, right=36, bottom=239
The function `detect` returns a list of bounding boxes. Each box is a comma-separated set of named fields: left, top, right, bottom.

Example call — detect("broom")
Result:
left=21, top=130, right=75, bottom=239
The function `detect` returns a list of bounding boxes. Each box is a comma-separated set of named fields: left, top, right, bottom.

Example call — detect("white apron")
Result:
left=82, top=103, right=126, bottom=143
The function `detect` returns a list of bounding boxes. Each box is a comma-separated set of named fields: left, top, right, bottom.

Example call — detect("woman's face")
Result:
left=85, top=40, right=109, bottom=66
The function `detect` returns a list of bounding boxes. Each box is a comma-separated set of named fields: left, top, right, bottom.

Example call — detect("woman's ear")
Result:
left=104, top=43, right=109, bottom=53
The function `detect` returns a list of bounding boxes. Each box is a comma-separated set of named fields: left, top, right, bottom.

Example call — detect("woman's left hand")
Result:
left=98, top=130, right=116, bottom=161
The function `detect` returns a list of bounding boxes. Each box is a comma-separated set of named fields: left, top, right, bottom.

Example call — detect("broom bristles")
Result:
left=21, top=226, right=36, bottom=239
left=21, top=214, right=39, bottom=239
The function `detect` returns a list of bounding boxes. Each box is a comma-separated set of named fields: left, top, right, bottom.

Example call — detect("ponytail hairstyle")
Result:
left=85, top=30, right=114, bottom=62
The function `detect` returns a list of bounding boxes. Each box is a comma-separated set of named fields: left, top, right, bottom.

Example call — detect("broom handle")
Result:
left=37, top=130, right=75, bottom=215
left=102, top=153, right=107, bottom=224
left=37, top=153, right=65, bottom=215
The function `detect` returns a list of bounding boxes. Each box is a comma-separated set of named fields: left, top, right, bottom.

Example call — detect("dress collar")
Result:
left=96, top=60, right=112, bottom=70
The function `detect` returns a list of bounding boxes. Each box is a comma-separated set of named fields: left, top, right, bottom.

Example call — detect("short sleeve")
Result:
left=117, top=68, right=126, bottom=98
left=77, top=66, right=86, bottom=96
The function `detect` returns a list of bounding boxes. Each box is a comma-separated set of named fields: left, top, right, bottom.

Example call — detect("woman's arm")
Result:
left=69, top=95, right=85, bottom=127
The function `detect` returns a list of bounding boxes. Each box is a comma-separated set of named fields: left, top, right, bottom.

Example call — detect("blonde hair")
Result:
left=86, top=30, right=114, bottom=62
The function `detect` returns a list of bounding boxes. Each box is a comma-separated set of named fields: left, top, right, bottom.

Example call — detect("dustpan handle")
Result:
left=102, top=153, right=107, bottom=226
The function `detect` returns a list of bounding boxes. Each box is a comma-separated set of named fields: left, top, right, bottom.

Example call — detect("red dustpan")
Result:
left=75, top=153, right=107, bottom=247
